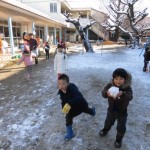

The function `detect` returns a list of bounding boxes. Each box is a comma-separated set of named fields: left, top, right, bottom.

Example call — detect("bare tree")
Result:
left=102, top=0, right=149, bottom=48
left=63, top=13, right=96, bottom=53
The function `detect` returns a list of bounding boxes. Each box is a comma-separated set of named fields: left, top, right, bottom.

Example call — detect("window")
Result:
left=50, top=3, right=57, bottom=13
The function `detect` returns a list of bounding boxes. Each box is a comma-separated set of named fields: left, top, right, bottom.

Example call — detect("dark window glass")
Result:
left=13, top=27, right=16, bottom=37
left=50, top=3, right=57, bottom=13
left=4, top=27, right=9, bottom=37
left=16, top=28, right=21, bottom=37
left=0, top=26, right=3, bottom=34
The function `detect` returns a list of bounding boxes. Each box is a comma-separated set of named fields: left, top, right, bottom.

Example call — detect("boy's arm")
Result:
left=118, top=86, right=133, bottom=101
left=101, top=83, right=112, bottom=98
left=23, top=32, right=29, bottom=42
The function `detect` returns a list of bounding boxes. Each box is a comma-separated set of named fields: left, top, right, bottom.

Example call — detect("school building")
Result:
left=0, top=0, right=108, bottom=56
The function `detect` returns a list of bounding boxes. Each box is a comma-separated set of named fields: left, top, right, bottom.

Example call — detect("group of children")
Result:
left=57, top=67, right=133, bottom=149
left=17, top=38, right=133, bottom=148
left=18, top=36, right=68, bottom=81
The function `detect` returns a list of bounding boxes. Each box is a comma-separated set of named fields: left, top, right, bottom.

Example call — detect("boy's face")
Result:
left=58, top=79, right=69, bottom=92
left=58, top=48, right=62, bottom=52
left=113, top=76, right=125, bottom=87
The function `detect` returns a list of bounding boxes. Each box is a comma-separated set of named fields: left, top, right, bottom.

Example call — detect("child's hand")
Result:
left=62, top=103, right=71, bottom=114
left=107, top=91, right=117, bottom=99
left=107, top=91, right=112, bottom=97
left=116, top=91, right=123, bottom=99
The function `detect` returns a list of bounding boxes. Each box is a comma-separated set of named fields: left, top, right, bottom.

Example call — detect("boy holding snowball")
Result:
left=99, top=68, right=133, bottom=148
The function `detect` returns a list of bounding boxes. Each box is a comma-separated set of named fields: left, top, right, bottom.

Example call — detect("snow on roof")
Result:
left=63, top=0, right=108, bottom=13
left=1, top=0, right=64, bottom=25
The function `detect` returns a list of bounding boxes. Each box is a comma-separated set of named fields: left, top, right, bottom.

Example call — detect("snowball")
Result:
left=108, top=86, right=119, bottom=98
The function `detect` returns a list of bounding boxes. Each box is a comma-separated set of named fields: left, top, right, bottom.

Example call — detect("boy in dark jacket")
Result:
left=58, top=74, right=96, bottom=140
left=143, top=46, right=150, bottom=72
left=99, top=68, right=133, bottom=148
left=43, top=42, right=50, bottom=59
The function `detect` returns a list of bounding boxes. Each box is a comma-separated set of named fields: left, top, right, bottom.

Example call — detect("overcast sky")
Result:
left=66, top=0, right=150, bottom=16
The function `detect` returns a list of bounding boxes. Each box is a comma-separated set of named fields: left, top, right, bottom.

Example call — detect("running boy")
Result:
left=99, top=68, right=133, bottom=148
left=58, top=74, right=96, bottom=140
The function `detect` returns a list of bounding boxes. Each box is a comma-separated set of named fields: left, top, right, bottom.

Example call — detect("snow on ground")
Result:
left=0, top=44, right=150, bottom=150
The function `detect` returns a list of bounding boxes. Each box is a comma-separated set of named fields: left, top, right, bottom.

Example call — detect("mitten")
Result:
left=62, top=103, right=71, bottom=114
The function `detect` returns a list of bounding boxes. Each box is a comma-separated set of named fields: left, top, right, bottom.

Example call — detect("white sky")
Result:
left=66, top=0, right=150, bottom=16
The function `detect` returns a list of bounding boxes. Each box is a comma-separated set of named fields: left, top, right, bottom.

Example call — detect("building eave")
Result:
left=1, top=0, right=66, bottom=27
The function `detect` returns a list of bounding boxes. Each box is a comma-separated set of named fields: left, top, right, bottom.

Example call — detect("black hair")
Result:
left=57, top=44, right=63, bottom=49
left=29, top=33, right=34, bottom=36
left=112, top=68, right=128, bottom=79
left=23, top=50, right=30, bottom=54
left=58, top=74, right=69, bottom=83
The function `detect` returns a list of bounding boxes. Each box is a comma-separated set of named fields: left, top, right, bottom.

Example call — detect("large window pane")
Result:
left=13, top=27, right=16, bottom=37
left=4, top=27, right=9, bottom=37
left=16, top=28, right=21, bottom=37
left=50, top=3, right=57, bottom=13
left=0, top=26, right=3, bottom=34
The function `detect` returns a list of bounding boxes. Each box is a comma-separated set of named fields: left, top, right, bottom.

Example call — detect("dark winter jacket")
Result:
left=143, top=50, right=150, bottom=61
left=44, top=45, right=50, bottom=51
left=23, top=34, right=38, bottom=51
left=58, top=83, right=88, bottom=115
left=101, top=73, right=133, bottom=113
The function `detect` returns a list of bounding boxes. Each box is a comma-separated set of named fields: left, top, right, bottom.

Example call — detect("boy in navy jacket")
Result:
left=58, top=74, right=95, bottom=140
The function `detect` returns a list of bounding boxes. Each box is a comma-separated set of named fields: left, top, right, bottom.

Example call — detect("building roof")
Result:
left=0, top=0, right=66, bottom=27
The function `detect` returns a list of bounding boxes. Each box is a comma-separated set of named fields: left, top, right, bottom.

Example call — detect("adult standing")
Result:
left=23, top=32, right=38, bottom=64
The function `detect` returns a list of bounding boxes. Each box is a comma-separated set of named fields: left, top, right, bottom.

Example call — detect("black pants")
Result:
left=143, top=60, right=149, bottom=71
left=45, top=50, right=49, bottom=59
left=103, top=110, right=127, bottom=141
left=65, top=107, right=93, bottom=126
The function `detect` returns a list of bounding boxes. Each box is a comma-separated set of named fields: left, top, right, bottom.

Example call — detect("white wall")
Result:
left=16, top=0, right=65, bottom=23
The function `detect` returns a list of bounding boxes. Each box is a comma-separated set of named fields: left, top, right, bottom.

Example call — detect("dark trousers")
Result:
left=45, top=50, right=49, bottom=59
left=103, top=110, right=127, bottom=141
left=143, top=60, right=149, bottom=71
left=65, top=107, right=93, bottom=126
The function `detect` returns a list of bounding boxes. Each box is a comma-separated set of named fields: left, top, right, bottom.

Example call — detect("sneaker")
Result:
left=99, top=129, right=108, bottom=137
left=114, top=140, right=122, bottom=148
left=143, top=68, right=146, bottom=72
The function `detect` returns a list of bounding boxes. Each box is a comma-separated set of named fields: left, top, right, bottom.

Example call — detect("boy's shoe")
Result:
left=64, top=125, right=75, bottom=141
left=143, top=67, right=146, bottom=72
left=99, top=129, right=108, bottom=137
left=91, top=107, right=96, bottom=116
left=114, top=140, right=122, bottom=148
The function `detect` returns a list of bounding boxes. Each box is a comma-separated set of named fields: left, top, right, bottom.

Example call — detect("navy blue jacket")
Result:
left=58, top=83, right=88, bottom=116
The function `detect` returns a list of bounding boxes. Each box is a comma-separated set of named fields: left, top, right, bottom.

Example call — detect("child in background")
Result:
left=58, top=74, right=96, bottom=140
left=43, top=42, right=50, bottom=59
left=18, top=47, right=36, bottom=80
left=143, top=46, right=150, bottom=72
left=54, top=44, right=68, bottom=79
left=99, top=68, right=133, bottom=148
